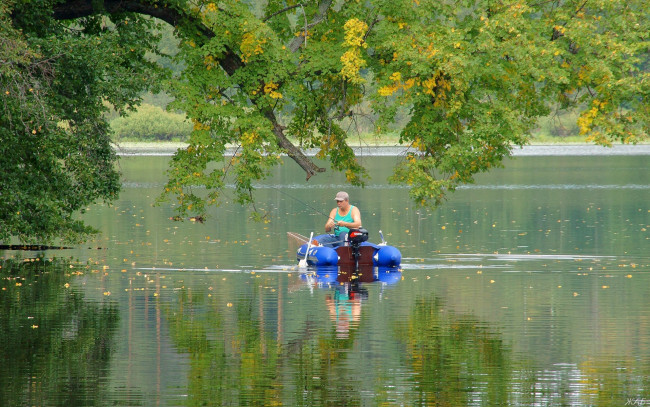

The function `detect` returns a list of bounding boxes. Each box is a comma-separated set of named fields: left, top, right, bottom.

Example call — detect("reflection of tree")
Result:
left=164, top=282, right=650, bottom=405
left=166, top=290, right=282, bottom=405
left=166, top=284, right=366, bottom=406
left=576, top=359, right=650, bottom=406
left=396, top=296, right=511, bottom=406
left=0, top=257, right=119, bottom=406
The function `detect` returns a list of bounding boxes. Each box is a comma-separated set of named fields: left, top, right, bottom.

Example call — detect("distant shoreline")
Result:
left=113, top=141, right=650, bottom=157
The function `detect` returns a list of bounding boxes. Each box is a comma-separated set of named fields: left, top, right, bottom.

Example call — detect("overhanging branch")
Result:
left=50, top=0, right=325, bottom=180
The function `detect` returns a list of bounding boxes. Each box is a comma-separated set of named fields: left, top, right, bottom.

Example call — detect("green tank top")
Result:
left=334, top=205, right=355, bottom=237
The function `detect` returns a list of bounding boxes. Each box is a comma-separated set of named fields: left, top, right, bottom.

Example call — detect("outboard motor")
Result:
left=347, top=228, right=369, bottom=275
left=348, top=228, right=368, bottom=248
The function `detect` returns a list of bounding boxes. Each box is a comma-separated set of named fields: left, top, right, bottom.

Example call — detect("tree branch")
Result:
left=262, top=110, right=325, bottom=180
left=52, top=0, right=185, bottom=26
left=288, top=0, right=333, bottom=52
left=50, top=0, right=324, bottom=180
left=263, top=4, right=302, bottom=22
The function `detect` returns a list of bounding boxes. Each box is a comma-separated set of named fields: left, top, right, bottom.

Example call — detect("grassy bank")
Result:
left=110, top=103, right=646, bottom=153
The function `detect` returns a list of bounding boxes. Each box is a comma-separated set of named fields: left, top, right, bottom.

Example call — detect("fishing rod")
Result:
left=271, top=186, right=336, bottom=222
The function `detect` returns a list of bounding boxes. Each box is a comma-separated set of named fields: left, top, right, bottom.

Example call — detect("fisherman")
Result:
left=320, top=191, right=362, bottom=247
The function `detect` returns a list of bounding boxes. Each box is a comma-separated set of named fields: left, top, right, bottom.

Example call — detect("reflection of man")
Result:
left=325, top=284, right=362, bottom=339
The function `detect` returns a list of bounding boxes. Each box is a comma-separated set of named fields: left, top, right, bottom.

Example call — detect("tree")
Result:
left=1, top=0, right=648, bottom=242
left=155, top=0, right=650, bottom=213
left=1, top=0, right=166, bottom=242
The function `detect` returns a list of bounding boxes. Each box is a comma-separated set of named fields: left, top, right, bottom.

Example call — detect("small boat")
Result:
left=293, top=228, right=402, bottom=268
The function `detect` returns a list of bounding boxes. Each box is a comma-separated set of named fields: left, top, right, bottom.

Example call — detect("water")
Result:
left=1, top=150, right=649, bottom=406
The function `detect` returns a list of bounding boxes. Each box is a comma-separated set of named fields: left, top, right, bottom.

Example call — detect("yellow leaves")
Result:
left=378, top=84, right=399, bottom=96
left=421, top=71, right=451, bottom=103
left=412, top=137, right=426, bottom=152
left=192, top=120, right=210, bottom=131
left=204, top=55, right=217, bottom=70
left=340, top=18, right=369, bottom=84
left=263, top=82, right=283, bottom=99
left=340, top=49, right=366, bottom=84
left=241, top=131, right=259, bottom=147
left=577, top=65, right=590, bottom=82
left=240, top=31, right=267, bottom=63
left=344, top=169, right=355, bottom=182
left=424, top=44, right=439, bottom=59
left=578, top=99, right=609, bottom=137
left=206, top=2, right=218, bottom=12
left=585, top=131, right=611, bottom=146
left=422, top=76, right=437, bottom=94
left=440, top=77, right=451, bottom=91
left=378, top=72, right=417, bottom=97
left=343, top=18, right=368, bottom=48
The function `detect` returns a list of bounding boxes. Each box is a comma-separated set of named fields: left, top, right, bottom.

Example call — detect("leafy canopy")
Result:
left=1, top=0, right=648, bottom=242
left=1, top=0, right=167, bottom=242
left=159, top=0, right=649, bottom=215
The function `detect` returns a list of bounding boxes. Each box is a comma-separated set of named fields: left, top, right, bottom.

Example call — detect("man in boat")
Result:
left=319, top=191, right=362, bottom=247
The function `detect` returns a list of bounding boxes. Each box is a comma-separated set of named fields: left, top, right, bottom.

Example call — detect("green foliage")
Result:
left=1, top=0, right=167, bottom=243
left=110, top=103, right=192, bottom=141
left=158, top=0, right=649, bottom=217
left=2, top=0, right=648, bottom=238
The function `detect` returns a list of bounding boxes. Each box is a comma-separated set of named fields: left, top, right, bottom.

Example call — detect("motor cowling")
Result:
left=348, top=228, right=368, bottom=245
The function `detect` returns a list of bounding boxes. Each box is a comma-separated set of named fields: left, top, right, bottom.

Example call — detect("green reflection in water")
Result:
left=160, top=271, right=650, bottom=406
left=395, top=295, right=511, bottom=406
left=165, top=286, right=283, bottom=406
left=0, top=257, right=119, bottom=406
left=162, top=269, right=515, bottom=405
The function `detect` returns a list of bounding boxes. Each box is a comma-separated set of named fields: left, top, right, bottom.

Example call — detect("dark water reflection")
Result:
left=0, top=258, right=119, bottom=406
left=2, top=153, right=649, bottom=406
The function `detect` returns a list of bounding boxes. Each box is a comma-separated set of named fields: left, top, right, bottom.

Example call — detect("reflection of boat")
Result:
left=294, top=229, right=402, bottom=267
left=300, top=265, right=402, bottom=286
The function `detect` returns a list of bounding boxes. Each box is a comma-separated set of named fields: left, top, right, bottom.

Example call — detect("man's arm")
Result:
left=325, top=208, right=337, bottom=232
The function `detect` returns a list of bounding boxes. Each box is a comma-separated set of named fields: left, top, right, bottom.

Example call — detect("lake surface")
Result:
left=2, top=149, right=649, bottom=406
